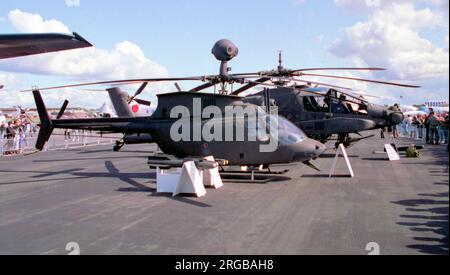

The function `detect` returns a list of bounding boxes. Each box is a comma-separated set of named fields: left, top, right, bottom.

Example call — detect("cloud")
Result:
left=0, top=73, right=33, bottom=107
left=329, top=2, right=449, bottom=80
left=0, top=10, right=170, bottom=109
left=0, top=41, right=169, bottom=80
left=335, top=0, right=449, bottom=13
left=4, top=9, right=168, bottom=80
left=8, top=9, right=71, bottom=34
left=65, top=0, right=81, bottom=7
left=335, top=0, right=381, bottom=10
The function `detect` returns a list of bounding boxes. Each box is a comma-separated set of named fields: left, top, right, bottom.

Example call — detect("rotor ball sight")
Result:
left=212, top=39, right=239, bottom=61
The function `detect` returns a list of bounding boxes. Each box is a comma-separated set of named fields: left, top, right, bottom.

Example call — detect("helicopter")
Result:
left=242, top=85, right=406, bottom=148
left=27, top=40, right=327, bottom=170
left=226, top=52, right=418, bottom=148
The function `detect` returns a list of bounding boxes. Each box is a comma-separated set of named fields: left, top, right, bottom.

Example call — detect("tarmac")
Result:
left=0, top=132, right=448, bottom=255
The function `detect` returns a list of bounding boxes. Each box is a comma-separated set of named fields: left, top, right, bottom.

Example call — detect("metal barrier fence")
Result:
left=1, top=131, right=118, bottom=157
left=398, top=122, right=449, bottom=144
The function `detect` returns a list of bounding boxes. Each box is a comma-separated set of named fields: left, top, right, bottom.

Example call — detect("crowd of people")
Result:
left=1, top=120, right=39, bottom=156
left=1, top=119, right=101, bottom=156
left=400, top=112, right=449, bottom=145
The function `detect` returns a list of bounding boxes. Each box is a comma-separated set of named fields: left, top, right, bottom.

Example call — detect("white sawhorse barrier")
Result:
left=156, top=158, right=224, bottom=197
left=203, top=156, right=224, bottom=189
left=329, top=144, right=355, bottom=178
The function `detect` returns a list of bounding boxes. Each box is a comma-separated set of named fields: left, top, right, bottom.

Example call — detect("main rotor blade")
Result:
left=190, top=82, right=215, bottom=92
left=244, top=80, right=368, bottom=106
left=21, top=77, right=207, bottom=92
left=232, top=68, right=385, bottom=77
left=80, top=89, right=107, bottom=92
left=229, top=72, right=263, bottom=77
left=232, top=77, right=271, bottom=95
left=351, top=92, right=381, bottom=99
left=292, top=79, right=353, bottom=91
left=292, top=67, right=385, bottom=73
left=298, top=73, right=421, bottom=88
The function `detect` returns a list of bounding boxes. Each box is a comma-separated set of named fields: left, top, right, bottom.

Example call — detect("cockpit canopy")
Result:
left=247, top=114, right=307, bottom=145
left=301, top=87, right=368, bottom=115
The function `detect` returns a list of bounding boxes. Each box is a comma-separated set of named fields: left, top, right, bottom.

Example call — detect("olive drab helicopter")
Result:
left=26, top=39, right=327, bottom=171
left=243, top=85, right=406, bottom=148
left=228, top=53, right=419, bottom=148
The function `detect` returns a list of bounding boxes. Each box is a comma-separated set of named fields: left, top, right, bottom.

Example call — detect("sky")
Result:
left=0, top=0, right=448, bottom=108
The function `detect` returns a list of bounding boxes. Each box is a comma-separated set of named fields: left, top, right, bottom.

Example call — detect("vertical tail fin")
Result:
left=32, top=90, right=54, bottom=151
left=107, top=88, right=135, bottom=117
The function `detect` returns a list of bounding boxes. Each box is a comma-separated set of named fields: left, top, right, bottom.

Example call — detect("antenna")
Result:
left=278, top=50, right=284, bottom=72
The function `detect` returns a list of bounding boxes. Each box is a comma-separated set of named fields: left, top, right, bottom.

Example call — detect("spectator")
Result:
left=437, top=114, right=445, bottom=144
left=380, top=127, right=386, bottom=139
left=405, top=115, right=413, bottom=137
left=64, top=129, right=72, bottom=141
left=13, top=120, right=23, bottom=154
left=445, top=113, right=449, bottom=151
left=0, top=121, right=6, bottom=139
left=427, top=112, right=439, bottom=145
left=393, top=125, right=399, bottom=139
left=411, top=116, right=420, bottom=139
left=425, top=113, right=431, bottom=144
left=5, top=121, right=16, bottom=155
left=444, top=113, right=449, bottom=142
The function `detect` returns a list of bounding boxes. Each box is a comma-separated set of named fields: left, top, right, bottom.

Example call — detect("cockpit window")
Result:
left=267, top=115, right=307, bottom=145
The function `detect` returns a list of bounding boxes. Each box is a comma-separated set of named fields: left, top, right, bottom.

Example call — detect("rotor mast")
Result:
left=212, top=39, right=240, bottom=94
left=273, top=50, right=290, bottom=87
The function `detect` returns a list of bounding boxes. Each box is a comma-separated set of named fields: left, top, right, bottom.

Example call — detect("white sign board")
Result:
left=385, top=144, right=400, bottom=161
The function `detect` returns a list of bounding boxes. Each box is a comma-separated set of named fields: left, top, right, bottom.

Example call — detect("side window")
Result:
left=303, top=97, right=314, bottom=112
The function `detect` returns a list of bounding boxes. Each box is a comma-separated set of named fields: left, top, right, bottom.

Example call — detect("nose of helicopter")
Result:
left=370, top=104, right=405, bottom=127
left=290, top=138, right=327, bottom=162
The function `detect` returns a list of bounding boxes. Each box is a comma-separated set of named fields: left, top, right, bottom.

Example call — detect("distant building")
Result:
left=425, top=100, right=449, bottom=108
left=0, top=107, right=96, bottom=122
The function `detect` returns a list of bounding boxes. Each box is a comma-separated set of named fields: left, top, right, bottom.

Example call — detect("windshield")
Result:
left=267, top=115, right=307, bottom=145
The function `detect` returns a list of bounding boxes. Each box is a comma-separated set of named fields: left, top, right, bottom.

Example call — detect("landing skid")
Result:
left=219, top=168, right=290, bottom=183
